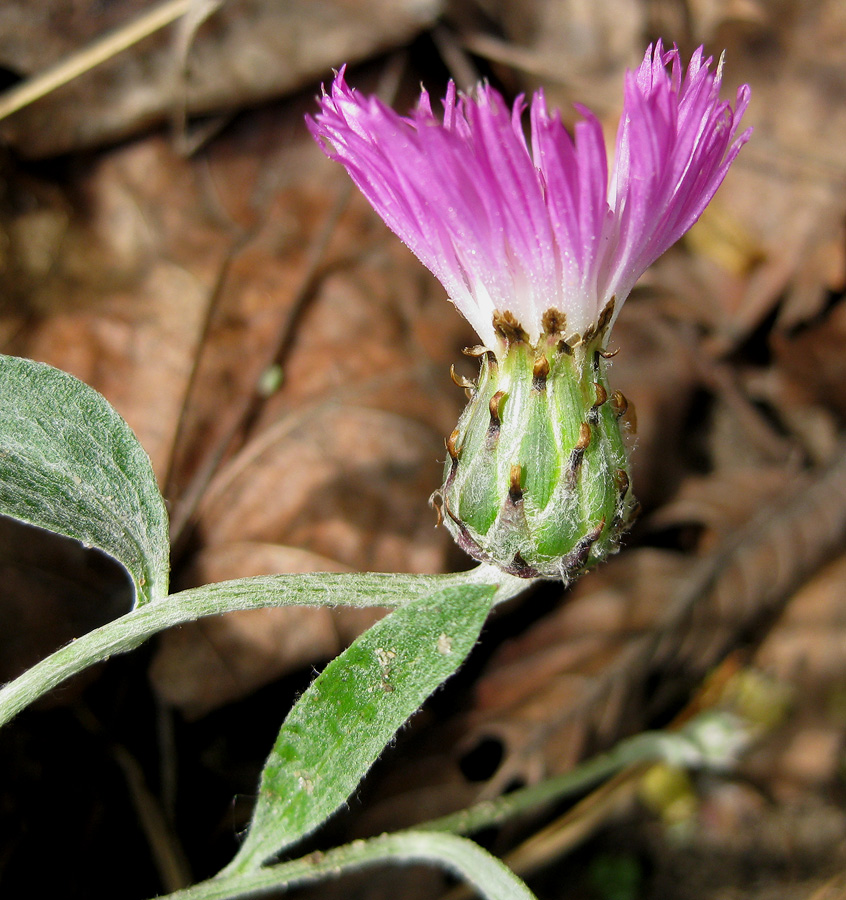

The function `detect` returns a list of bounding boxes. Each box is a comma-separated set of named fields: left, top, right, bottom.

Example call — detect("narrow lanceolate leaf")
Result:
left=0, top=355, right=169, bottom=605
left=226, top=582, right=497, bottom=871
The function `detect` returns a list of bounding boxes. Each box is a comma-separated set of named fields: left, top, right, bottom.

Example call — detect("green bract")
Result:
left=433, top=306, right=637, bottom=581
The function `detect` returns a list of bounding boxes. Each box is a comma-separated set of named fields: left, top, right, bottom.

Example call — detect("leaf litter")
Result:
left=2, top=0, right=846, bottom=897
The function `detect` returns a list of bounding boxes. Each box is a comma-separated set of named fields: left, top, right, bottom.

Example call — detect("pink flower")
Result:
left=308, top=42, right=750, bottom=353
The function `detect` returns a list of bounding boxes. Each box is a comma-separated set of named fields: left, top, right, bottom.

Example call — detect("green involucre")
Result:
left=436, top=335, right=635, bottom=581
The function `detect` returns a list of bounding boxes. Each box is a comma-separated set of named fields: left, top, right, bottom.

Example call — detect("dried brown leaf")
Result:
left=0, top=0, right=442, bottom=157
left=756, top=552, right=846, bottom=686
left=771, top=300, right=846, bottom=422
left=733, top=551, right=846, bottom=796
left=469, top=445, right=846, bottom=796
left=457, top=0, right=643, bottom=116
left=647, top=466, right=795, bottom=548
left=1, top=136, right=234, bottom=475
left=195, top=402, right=452, bottom=573
left=652, top=0, right=846, bottom=348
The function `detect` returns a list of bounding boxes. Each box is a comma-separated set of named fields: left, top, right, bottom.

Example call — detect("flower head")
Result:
left=308, top=42, right=751, bottom=354
left=307, top=46, right=750, bottom=581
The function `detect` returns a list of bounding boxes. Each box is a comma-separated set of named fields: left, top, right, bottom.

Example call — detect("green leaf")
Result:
left=0, top=355, right=169, bottom=605
left=226, top=581, right=497, bottom=871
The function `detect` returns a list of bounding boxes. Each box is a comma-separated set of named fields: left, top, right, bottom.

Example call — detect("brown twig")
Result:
left=0, top=0, right=194, bottom=123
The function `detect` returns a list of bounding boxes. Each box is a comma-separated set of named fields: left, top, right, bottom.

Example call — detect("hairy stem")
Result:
left=154, top=711, right=739, bottom=900
left=0, top=566, right=529, bottom=728
left=159, top=831, right=535, bottom=900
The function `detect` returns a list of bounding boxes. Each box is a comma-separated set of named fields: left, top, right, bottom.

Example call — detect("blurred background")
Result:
left=0, top=0, right=845, bottom=897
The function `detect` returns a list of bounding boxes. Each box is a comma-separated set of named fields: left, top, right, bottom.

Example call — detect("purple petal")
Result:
left=602, top=43, right=752, bottom=309
left=307, top=48, right=750, bottom=350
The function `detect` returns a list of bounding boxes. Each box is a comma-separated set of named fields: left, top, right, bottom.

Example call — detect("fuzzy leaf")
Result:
left=0, top=355, right=169, bottom=605
left=227, top=581, right=496, bottom=870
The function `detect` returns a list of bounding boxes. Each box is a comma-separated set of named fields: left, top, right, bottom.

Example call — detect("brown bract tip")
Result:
left=509, top=463, right=523, bottom=501
left=493, top=310, right=529, bottom=344
left=508, top=552, right=541, bottom=578
left=597, top=296, right=616, bottom=334
left=611, top=390, right=629, bottom=419
left=541, top=308, right=567, bottom=337
left=582, top=298, right=617, bottom=348
left=566, top=519, right=605, bottom=569
left=532, top=354, right=550, bottom=389
left=576, top=422, right=592, bottom=450
left=488, top=390, right=505, bottom=426
left=592, top=382, right=608, bottom=408
left=450, top=364, right=475, bottom=391
left=428, top=490, right=444, bottom=527
left=446, top=428, right=461, bottom=460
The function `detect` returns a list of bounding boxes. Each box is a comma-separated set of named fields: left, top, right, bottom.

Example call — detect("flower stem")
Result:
left=0, top=566, right=528, bottom=729
left=158, top=831, right=537, bottom=900
left=153, top=711, right=739, bottom=900
left=417, top=710, right=741, bottom=836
